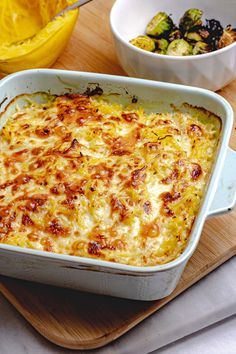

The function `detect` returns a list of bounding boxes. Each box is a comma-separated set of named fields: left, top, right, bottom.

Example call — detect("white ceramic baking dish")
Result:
left=0, top=69, right=235, bottom=301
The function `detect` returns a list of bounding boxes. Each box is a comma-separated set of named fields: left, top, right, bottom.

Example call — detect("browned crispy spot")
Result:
left=15, top=174, right=31, bottom=185
left=61, top=196, right=76, bottom=209
left=125, top=166, right=147, bottom=189
left=22, top=124, right=30, bottom=129
left=160, top=191, right=181, bottom=217
left=143, top=201, right=151, bottom=214
left=0, top=174, right=31, bottom=191
left=27, top=233, right=39, bottom=242
left=90, top=164, right=114, bottom=181
left=160, top=192, right=181, bottom=203
left=56, top=93, right=101, bottom=126
left=35, top=128, right=50, bottom=138
left=22, top=214, right=34, bottom=226
left=12, top=149, right=28, bottom=157
left=187, top=124, right=203, bottom=137
left=88, top=241, right=102, bottom=256
left=161, top=205, right=174, bottom=217
left=24, top=195, right=47, bottom=212
left=0, top=209, right=16, bottom=236
left=111, top=196, right=128, bottom=221
left=31, top=147, right=43, bottom=155
left=144, top=142, right=160, bottom=151
left=161, top=168, right=179, bottom=184
left=40, top=237, right=54, bottom=252
left=191, top=163, right=202, bottom=180
left=29, top=158, right=46, bottom=170
left=121, top=112, right=139, bottom=122
left=155, top=119, right=172, bottom=125
left=47, top=219, right=68, bottom=237
left=111, top=239, right=125, bottom=250
left=55, top=171, right=66, bottom=181
left=0, top=207, right=10, bottom=219
left=64, top=179, right=87, bottom=195
left=112, top=149, right=131, bottom=156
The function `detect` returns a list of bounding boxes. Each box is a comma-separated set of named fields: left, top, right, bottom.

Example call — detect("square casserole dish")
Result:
left=0, top=69, right=235, bottom=301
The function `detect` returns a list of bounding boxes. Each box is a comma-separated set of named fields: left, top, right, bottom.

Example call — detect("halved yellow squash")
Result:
left=0, top=0, right=79, bottom=75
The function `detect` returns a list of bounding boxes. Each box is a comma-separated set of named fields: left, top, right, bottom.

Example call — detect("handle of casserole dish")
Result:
left=208, top=148, right=236, bottom=217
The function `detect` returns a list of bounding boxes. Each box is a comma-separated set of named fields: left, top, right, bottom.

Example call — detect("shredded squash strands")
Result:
left=0, top=0, right=78, bottom=74
left=0, top=93, right=221, bottom=266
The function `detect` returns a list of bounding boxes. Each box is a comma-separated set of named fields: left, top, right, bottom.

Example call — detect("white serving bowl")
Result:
left=110, top=0, right=236, bottom=91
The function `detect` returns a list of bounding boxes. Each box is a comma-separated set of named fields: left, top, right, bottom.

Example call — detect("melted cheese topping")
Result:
left=0, top=93, right=221, bottom=266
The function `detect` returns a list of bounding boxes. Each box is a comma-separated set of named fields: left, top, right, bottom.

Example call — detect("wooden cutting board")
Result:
left=0, top=0, right=236, bottom=350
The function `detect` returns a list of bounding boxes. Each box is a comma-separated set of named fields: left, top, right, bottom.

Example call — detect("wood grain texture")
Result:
left=0, top=0, right=236, bottom=350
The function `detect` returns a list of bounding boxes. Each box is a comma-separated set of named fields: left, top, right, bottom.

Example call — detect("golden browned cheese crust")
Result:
left=0, top=93, right=221, bottom=266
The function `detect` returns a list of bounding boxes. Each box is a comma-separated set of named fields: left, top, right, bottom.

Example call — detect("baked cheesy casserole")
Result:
left=0, top=92, right=221, bottom=266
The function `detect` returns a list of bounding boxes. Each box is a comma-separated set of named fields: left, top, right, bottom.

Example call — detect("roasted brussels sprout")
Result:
left=167, top=39, right=193, bottom=56
left=129, top=35, right=155, bottom=52
left=129, top=8, right=236, bottom=56
left=154, top=38, right=169, bottom=54
left=193, top=41, right=211, bottom=55
left=218, top=25, right=236, bottom=49
left=146, top=12, right=173, bottom=37
left=169, top=29, right=182, bottom=42
left=185, top=31, right=202, bottom=43
left=179, top=9, right=203, bottom=32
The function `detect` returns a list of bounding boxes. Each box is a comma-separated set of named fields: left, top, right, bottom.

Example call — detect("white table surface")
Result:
left=0, top=257, right=235, bottom=354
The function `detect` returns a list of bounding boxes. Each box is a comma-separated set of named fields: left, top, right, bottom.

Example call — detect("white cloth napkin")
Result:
left=152, top=314, right=236, bottom=354
left=0, top=257, right=235, bottom=354
left=89, top=256, right=236, bottom=354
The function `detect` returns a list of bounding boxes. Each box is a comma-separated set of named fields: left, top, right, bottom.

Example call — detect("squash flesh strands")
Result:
left=0, top=0, right=79, bottom=74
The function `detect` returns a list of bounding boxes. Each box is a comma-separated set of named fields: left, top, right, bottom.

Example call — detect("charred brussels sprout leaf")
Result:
left=146, top=12, right=174, bottom=37
left=167, top=39, right=193, bottom=56
left=218, top=25, right=236, bottom=49
left=129, top=35, right=155, bottom=52
left=205, top=19, right=223, bottom=50
left=193, top=41, right=211, bottom=55
left=154, top=38, right=169, bottom=54
left=179, top=9, right=203, bottom=32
